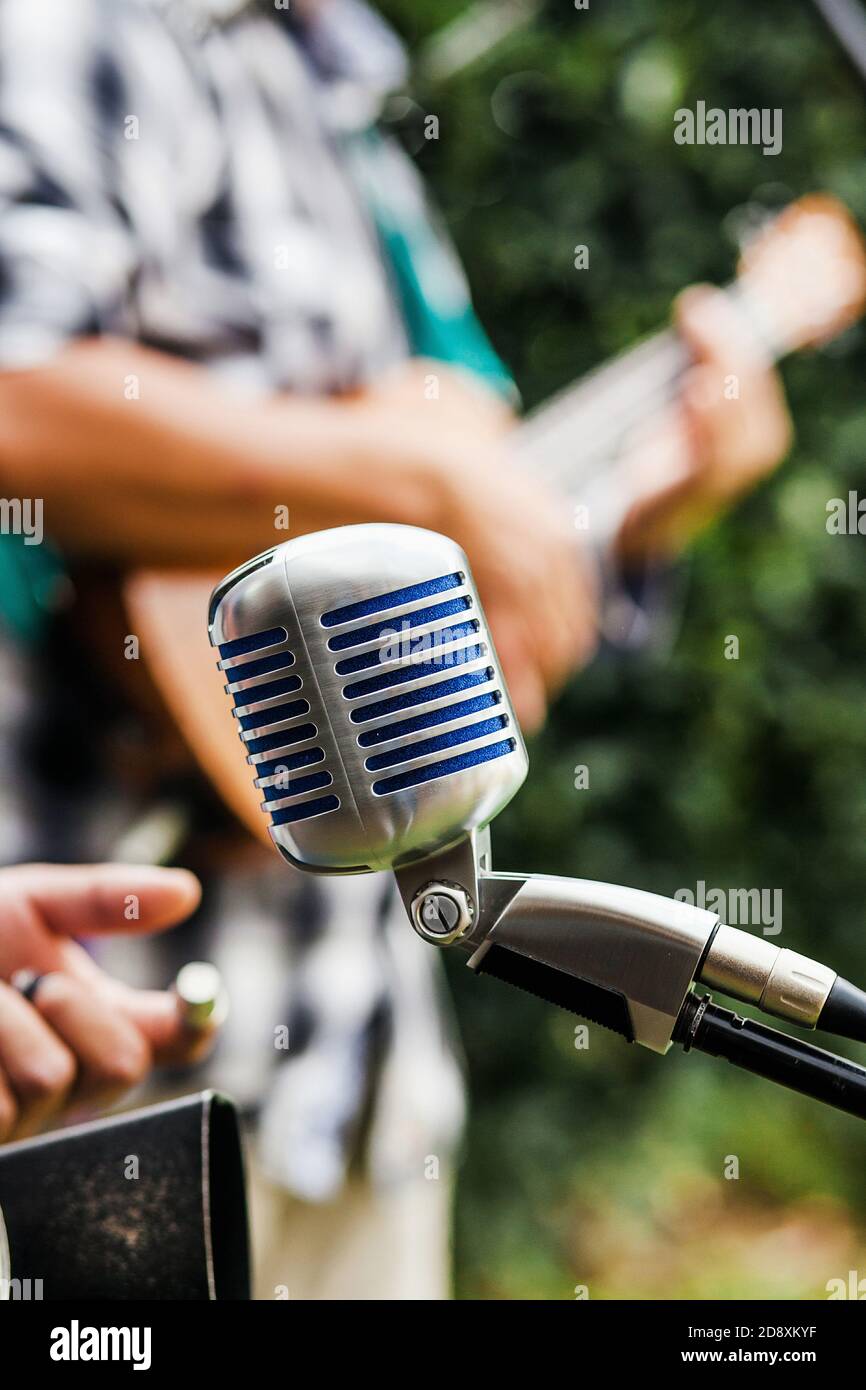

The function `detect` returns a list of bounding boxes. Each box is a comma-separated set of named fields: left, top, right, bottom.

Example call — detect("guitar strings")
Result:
left=516, top=272, right=786, bottom=501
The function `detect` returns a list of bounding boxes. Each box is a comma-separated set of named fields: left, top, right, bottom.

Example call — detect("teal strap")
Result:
left=380, top=219, right=516, bottom=395
left=0, top=533, right=68, bottom=643
left=346, top=128, right=517, bottom=401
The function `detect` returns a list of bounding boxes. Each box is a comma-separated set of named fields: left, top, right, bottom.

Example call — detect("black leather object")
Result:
left=0, top=1090, right=250, bottom=1300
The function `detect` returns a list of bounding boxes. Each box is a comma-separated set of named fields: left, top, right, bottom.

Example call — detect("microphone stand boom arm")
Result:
left=395, top=831, right=866, bottom=1121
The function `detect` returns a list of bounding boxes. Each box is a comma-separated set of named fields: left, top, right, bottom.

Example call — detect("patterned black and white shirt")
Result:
left=0, top=0, right=412, bottom=384
left=0, top=0, right=467, bottom=1199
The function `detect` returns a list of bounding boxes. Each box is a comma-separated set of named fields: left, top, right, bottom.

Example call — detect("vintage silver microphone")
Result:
left=208, top=524, right=866, bottom=1114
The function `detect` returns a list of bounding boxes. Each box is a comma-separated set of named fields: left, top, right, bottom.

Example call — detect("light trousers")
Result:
left=250, top=1163, right=453, bottom=1301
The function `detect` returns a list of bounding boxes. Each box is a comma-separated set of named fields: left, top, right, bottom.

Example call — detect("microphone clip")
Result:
left=395, top=831, right=866, bottom=1120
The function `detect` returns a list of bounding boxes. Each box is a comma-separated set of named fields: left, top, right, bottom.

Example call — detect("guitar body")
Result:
left=123, top=195, right=866, bottom=850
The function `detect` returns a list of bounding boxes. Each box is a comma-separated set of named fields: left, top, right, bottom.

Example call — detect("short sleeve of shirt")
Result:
left=0, top=0, right=140, bottom=369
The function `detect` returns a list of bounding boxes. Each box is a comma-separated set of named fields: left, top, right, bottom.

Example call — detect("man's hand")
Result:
left=352, top=362, right=599, bottom=733
left=0, top=341, right=598, bottom=732
left=0, top=862, right=208, bottom=1141
left=617, top=285, right=793, bottom=561
left=677, top=283, right=793, bottom=504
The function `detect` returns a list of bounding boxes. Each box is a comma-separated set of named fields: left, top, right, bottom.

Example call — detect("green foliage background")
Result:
left=378, top=0, right=866, bottom=1299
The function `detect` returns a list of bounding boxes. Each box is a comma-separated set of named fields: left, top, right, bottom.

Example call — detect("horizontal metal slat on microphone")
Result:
left=236, top=697, right=311, bottom=733
left=244, top=721, right=319, bottom=755
left=270, top=794, right=341, bottom=826
left=222, top=647, right=296, bottom=684
left=348, top=666, right=495, bottom=724
left=342, top=642, right=486, bottom=700
left=356, top=691, right=502, bottom=747
left=324, top=568, right=515, bottom=793
left=334, top=619, right=479, bottom=675
left=326, top=595, right=472, bottom=651
left=368, top=722, right=513, bottom=783
left=320, top=572, right=464, bottom=628
left=345, top=654, right=496, bottom=720
left=361, top=706, right=504, bottom=759
left=364, top=714, right=510, bottom=772
left=231, top=672, right=303, bottom=710
left=252, top=746, right=326, bottom=783
left=217, top=625, right=288, bottom=661
left=261, top=769, right=333, bottom=802
left=371, top=738, right=517, bottom=796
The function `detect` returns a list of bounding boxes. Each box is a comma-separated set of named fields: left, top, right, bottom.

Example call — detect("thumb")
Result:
left=106, top=981, right=219, bottom=1067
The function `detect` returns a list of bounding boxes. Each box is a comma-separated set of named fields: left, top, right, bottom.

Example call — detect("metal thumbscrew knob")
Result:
left=411, top=882, right=474, bottom=946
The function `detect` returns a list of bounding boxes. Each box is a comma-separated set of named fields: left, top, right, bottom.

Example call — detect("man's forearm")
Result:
left=0, top=337, right=433, bottom=566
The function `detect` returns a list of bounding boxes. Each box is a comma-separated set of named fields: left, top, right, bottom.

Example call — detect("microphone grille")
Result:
left=209, top=526, right=527, bottom=873
left=216, top=621, right=341, bottom=827
left=321, top=568, right=517, bottom=798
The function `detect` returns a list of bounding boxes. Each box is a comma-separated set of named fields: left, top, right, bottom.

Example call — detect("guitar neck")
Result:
left=511, top=191, right=866, bottom=554
left=514, top=326, right=689, bottom=533
left=510, top=274, right=782, bottom=552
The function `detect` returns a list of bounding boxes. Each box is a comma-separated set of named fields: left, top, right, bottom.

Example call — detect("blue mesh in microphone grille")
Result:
left=323, top=569, right=518, bottom=799
left=348, top=667, right=494, bottom=725
left=326, top=596, right=471, bottom=651
left=371, top=739, right=517, bottom=796
left=237, top=697, right=310, bottom=732
left=246, top=721, right=318, bottom=756
left=261, top=769, right=333, bottom=801
left=356, top=691, right=501, bottom=746
left=253, top=746, right=325, bottom=781
left=218, top=626, right=287, bottom=660
left=334, top=620, right=479, bottom=677
left=215, top=626, right=339, bottom=829
left=342, top=642, right=485, bottom=700
left=320, top=572, right=463, bottom=627
left=364, top=714, right=508, bottom=771
left=271, top=795, right=340, bottom=826
left=231, top=673, right=301, bottom=707
left=222, top=649, right=295, bottom=683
